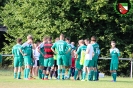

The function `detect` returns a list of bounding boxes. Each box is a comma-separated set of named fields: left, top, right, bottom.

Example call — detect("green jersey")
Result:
left=110, top=48, right=120, bottom=63
left=12, top=44, right=23, bottom=57
left=52, top=40, right=68, bottom=55
left=66, top=43, right=72, bottom=56
left=38, top=42, right=45, bottom=58
left=21, top=42, right=32, bottom=57
left=92, top=43, right=100, bottom=56
left=76, top=45, right=87, bottom=61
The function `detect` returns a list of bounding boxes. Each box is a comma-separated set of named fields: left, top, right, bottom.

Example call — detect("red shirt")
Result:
left=71, top=57, right=75, bottom=68
left=44, top=43, right=54, bottom=59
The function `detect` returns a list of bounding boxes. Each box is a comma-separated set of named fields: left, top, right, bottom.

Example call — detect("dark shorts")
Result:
left=54, top=60, right=58, bottom=67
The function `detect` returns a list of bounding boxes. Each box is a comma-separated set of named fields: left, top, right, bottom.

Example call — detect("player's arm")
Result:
left=51, top=43, right=57, bottom=54
left=66, top=45, right=71, bottom=54
left=75, top=47, right=81, bottom=60
left=19, top=46, right=26, bottom=56
left=116, top=48, right=120, bottom=59
left=12, top=48, right=14, bottom=57
left=37, top=44, right=44, bottom=56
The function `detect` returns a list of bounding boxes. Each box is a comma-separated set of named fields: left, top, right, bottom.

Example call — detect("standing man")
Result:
left=12, top=38, right=23, bottom=79
left=74, top=40, right=86, bottom=80
left=110, top=41, right=120, bottom=82
left=82, top=39, right=94, bottom=81
left=50, top=37, right=59, bottom=79
left=91, top=36, right=100, bottom=81
left=20, top=35, right=33, bottom=80
left=37, top=36, right=48, bottom=79
left=51, top=34, right=71, bottom=80
left=42, top=36, right=54, bottom=80
left=65, top=37, right=72, bottom=79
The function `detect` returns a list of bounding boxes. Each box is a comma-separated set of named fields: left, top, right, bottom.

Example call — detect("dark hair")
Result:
left=91, top=36, right=96, bottom=41
left=35, top=40, right=41, bottom=44
left=17, top=38, right=22, bottom=43
left=65, top=37, right=70, bottom=41
left=111, top=41, right=115, bottom=43
left=84, top=38, right=89, bottom=41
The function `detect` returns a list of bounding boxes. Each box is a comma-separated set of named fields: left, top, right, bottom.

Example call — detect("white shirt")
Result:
left=85, top=44, right=94, bottom=60
left=33, top=48, right=40, bottom=60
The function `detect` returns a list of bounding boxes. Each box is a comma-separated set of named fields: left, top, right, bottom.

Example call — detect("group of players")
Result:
left=12, top=34, right=120, bottom=82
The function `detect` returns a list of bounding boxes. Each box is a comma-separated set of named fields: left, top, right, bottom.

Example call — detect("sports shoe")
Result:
left=44, top=78, right=49, bottom=80
left=81, top=79, right=86, bottom=81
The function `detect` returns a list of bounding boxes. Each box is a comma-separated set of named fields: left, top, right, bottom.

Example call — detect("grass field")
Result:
left=0, top=70, right=133, bottom=88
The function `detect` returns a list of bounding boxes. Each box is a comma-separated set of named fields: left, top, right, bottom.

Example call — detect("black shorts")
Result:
left=54, top=60, right=58, bottom=67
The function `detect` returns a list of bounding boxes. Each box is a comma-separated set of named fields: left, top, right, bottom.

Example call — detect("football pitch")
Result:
left=0, top=70, right=133, bottom=88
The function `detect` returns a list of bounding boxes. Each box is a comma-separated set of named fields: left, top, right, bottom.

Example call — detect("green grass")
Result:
left=0, top=70, right=133, bottom=88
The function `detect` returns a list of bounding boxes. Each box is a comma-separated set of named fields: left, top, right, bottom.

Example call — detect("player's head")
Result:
left=17, top=38, right=22, bottom=44
left=79, top=39, right=84, bottom=45
left=47, top=36, right=52, bottom=43
left=43, top=36, right=48, bottom=43
left=60, top=34, right=64, bottom=40
left=65, top=37, right=70, bottom=43
left=84, top=38, right=90, bottom=45
left=71, top=42, right=75, bottom=45
left=27, top=35, right=33, bottom=44
left=111, top=41, right=116, bottom=48
left=55, top=37, right=59, bottom=42
left=91, top=36, right=96, bottom=43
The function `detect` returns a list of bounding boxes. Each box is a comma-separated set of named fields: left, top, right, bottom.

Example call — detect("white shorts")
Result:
left=33, top=60, right=39, bottom=67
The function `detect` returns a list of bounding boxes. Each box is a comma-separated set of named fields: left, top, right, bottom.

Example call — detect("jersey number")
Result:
left=59, top=45, right=63, bottom=51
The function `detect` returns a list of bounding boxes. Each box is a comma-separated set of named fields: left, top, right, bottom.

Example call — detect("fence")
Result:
left=1, top=54, right=133, bottom=78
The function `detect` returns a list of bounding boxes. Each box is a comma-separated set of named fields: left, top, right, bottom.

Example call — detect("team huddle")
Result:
left=12, top=34, right=120, bottom=82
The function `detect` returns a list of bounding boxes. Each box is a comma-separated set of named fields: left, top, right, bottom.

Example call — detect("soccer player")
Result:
left=74, top=40, right=86, bottom=80
left=42, top=36, right=54, bottom=80
left=51, top=34, right=71, bottom=80
left=20, top=35, right=33, bottom=80
left=12, top=38, right=23, bottom=79
left=37, top=36, right=48, bottom=79
left=91, top=36, right=100, bottom=81
left=50, top=37, right=59, bottom=79
left=65, top=37, right=72, bottom=79
left=110, top=41, right=120, bottom=82
left=82, top=39, right=94, bottom=81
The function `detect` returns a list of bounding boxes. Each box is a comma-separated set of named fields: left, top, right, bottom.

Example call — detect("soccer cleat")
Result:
left=62, top=77, right=65, bottom=80
left=81, top=79, right=86, bottom=81
left=77, top=77, right=80, bottom=80
left=44, top=78, right=49, bottom=80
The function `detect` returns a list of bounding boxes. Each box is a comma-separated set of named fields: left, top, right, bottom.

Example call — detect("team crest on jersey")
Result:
left=114, top=0, right=132, bottom=16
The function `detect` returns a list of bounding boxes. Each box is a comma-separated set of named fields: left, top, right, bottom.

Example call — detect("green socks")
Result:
left=94, top=71, right=98, bottom=80
left=42, top=74, right=45, bottom=79
left=68, top=69, right=71, bottom=79
left=18, top=72, right=21, bottom=79
left=82, top=71, right=86, bottom=80
left=74, top=69, right=78, bottom=80
left=38, top=69, right=42, bottom=79
left=26, top=68, right=30, bottom=78
left=58, top=69, right=61, bottom=79
left=113, top=72, right=117, bottom=82
left=88, top=70, right=94, bottom=81
left=14, top=73, right=17, bottom=79
left=62, top=69, right=65, bottom=79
